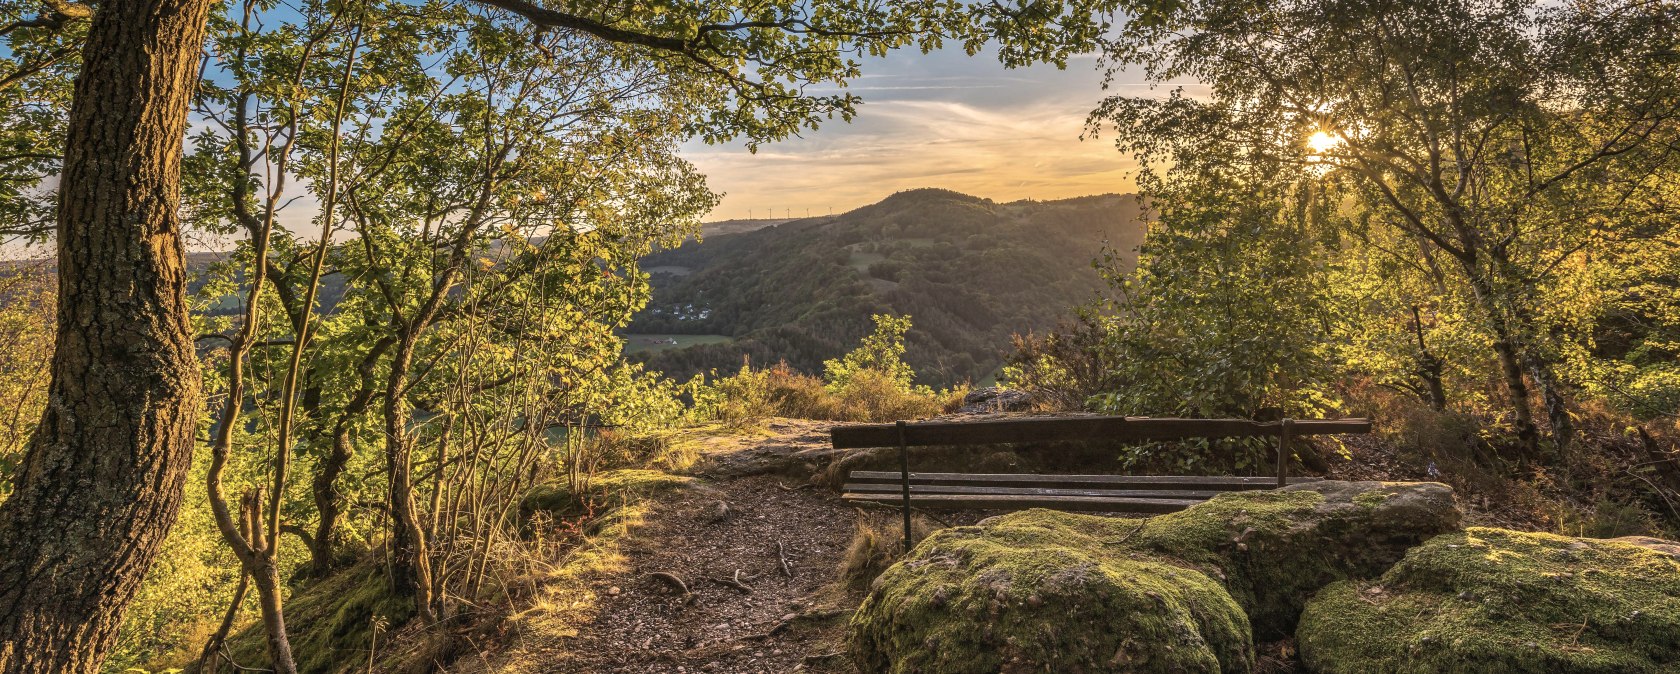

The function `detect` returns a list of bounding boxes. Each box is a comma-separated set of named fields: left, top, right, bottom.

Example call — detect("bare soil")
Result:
left=538, top=420, right=868, bottom=674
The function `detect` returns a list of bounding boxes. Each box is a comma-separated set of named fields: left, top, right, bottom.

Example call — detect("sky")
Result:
left=682, top=46, right=1158, bottom=220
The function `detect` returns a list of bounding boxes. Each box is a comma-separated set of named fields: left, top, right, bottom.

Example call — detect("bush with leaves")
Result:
left=1088, top=174, right=1340, bottom=423
left=691, top=315, right=961, bottom=424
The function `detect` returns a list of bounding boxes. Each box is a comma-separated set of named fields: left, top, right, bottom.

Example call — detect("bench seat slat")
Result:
left=842, top=483, right=1225, bottom=500
left=846, top=471, right=1322, bottom=490
left=841, top=493, right=1202, bottom=512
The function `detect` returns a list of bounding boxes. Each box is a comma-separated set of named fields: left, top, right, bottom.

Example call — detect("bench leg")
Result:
left=898, top=420, right=913, bottom=552
left=1277, top=418, right=1295, bottom=489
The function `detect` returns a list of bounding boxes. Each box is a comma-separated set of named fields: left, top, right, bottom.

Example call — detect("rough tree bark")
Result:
left=0, top=1, right=213, bottom=671
left=385, top=337, right=438, bottom=622
left=1410, top=306, right=1448, bottom=412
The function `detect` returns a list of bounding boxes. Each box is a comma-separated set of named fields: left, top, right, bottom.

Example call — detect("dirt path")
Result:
left=538, top=420, right=868, bottom=674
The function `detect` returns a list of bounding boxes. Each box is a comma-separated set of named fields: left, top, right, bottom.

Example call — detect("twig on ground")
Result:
left=800, top=650, right=846, bottom=667
left=1115, top=520, right=1148, bottom=546
left=794, top=607, right=847, bottom=620
left=777, top=481, right=816, bottom=491
left=710, top=568, right=754, bottom=593
left=777, top=540, right=794, bottom=578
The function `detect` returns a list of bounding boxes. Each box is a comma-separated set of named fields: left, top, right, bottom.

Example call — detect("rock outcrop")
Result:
left=1298, top=527, right=1680, bottom=674
left=956, top=386, right=1037, bottom=414
left=849, top=481, right=1462, bottom=673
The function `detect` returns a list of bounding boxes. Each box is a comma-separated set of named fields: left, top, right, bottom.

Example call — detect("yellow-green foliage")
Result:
left=689, top=314, right=963, bottom=425
left=1298, top=528, right=1680, bottom=674
left=823, top=314, right=918, bottom=393
left=693, top=361, right=961, bottom=425
left=849, top=510, right=1255, bottom=674
left=0, top=266, right=52, bottom=498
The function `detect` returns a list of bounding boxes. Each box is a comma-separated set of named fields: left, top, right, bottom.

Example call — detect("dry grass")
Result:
left=837, top=514, right=941, bottom=590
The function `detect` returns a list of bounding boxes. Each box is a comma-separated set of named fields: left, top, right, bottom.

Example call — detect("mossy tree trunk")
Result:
left=0, top=0, right=211, bottom=670
left=385, top=337, right=437, bottom=622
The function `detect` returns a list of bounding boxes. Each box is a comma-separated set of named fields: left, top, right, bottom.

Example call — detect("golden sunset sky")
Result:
left=681, top=46, right=1181, bottom=219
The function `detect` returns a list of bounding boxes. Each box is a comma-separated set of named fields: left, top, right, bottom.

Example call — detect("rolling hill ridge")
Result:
left=627, top=188, right=1146, bottom=387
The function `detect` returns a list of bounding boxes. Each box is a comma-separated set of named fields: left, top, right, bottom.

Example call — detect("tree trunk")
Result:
left=0, top=1, right=212, bottom=671
left=385, top=338, right=437, bottom=621
left=1489, top=331, right=1540, bottom=458
left=1460, top=267, right=1541, bottom=459
left=1529, top=359, right=1573, bottom=454
left=1410, top=307, right=1448, bottom=411
left=238, top=490, right=298, bottom=674
left=311, top=431, right=355, bottom=573
left=310, top=337, right=391, bottom=576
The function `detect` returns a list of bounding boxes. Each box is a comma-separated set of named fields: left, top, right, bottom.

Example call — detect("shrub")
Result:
left=690, top=315, right=964, bottom=424
left=999, top=316, right=1112, bottom=412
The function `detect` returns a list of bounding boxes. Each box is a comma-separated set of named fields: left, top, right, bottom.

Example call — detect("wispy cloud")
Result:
left=682, top=47, right=1153, bottom=218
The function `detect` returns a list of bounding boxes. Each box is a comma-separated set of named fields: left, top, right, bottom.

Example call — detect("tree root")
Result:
left=710, top=568, right=755, bottom=594
left=644, top=571, right=694, bottom=602
left=741, top=619, right=789, bottom=641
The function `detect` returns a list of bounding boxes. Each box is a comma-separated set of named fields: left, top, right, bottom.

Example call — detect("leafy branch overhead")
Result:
left=469, top=0, right=1156, bottom=145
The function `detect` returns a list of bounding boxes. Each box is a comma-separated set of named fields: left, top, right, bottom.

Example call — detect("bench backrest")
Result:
left=831, top=416, right=1371, bottom=449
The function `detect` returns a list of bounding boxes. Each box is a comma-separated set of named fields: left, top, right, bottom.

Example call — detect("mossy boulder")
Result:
left=849, top=481, right=1461, bottom=673
left=849, top=510, right=1256, bottom=673
left=1298, top=527, right=1680, bottom=674
left=1141, top=480, right=1461, bottom=637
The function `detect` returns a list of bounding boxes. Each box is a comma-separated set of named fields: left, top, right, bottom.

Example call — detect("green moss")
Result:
left=848, top=482, right=1464, bottom=671
left=223, top=557, right=414, bottom=674
left=1354, top=490, right=1393, bottom=508
left=849, top=513, right=1254, bottom=673
left=1126, top=483, right=1459, bottom=638
left=1298, top=527, right=1680, bottom=673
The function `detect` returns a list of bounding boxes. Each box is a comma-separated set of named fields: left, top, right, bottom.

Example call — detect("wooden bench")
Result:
left=830, top=416, right=1372, bottom=549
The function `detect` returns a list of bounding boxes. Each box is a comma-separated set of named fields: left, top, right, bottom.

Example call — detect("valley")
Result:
left=624, top=189, right=1146, bottom=387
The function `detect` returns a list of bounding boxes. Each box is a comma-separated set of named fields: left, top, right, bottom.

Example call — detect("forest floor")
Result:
left=470, top=418, right=877, bottom=674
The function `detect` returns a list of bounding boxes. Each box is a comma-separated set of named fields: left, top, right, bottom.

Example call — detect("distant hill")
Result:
left=626, top=189, right=1147, bottom=387
left=701, top=218, right=791, bottom=237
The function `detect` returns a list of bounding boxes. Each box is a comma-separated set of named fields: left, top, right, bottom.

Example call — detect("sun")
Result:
left=1307, top=130, right=1342, bottom=153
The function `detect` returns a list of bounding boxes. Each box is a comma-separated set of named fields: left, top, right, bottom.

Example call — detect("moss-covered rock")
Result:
left=849, top=481, right=1462, bottom=672
left=1298, top=527, right=1680, bottom=674
left=849, top=510, right=1255, bottom=673
left=1136, top=480, right=1461, bottom=637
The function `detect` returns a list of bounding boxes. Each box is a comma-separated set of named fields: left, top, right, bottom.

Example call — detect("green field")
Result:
left=622, top=333, right=732, bottom=354
left=847, top=251, right=886, bottom=272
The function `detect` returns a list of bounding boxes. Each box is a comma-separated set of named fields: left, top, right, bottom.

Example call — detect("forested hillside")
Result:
left=627, top=189, right=1145, bottom=386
